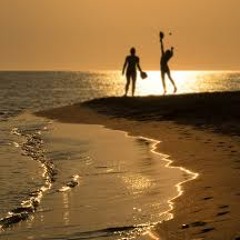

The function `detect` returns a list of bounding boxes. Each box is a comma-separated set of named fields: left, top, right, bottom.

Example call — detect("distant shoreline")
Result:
left=0, top=69, right=240, bottom=72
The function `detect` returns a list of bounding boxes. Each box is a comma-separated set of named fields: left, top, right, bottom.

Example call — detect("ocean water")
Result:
left=0, top=70, right=239, bottom=239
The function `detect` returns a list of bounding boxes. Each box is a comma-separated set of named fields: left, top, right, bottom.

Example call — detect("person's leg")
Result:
left=167, top=70, right=177, bottom=93
left=125, top=74, right=131, bottom=96
left=132, top=76, right=136, bottom=96
left=161, top=70, right=166, bottom=94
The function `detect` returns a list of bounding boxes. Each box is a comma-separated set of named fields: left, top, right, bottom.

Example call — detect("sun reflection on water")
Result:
left=136, top=70, right=238, bottom=96
left=122, top=174, right=153, bottom=195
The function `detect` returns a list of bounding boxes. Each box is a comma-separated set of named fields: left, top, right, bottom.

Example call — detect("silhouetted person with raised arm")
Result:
left=122, top=47, right=143, bottom=96
left=159, top=31, right=177, bottom=94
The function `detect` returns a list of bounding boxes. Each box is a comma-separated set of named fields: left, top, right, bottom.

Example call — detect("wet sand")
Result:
left=36, top=91, right=240, bottom=240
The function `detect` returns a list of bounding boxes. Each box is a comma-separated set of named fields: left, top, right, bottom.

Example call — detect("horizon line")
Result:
left=0, top=69, right=239, bottom=72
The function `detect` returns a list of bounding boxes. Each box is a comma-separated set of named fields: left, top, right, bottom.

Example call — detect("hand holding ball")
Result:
left=159, top=31, right=164, bottom=40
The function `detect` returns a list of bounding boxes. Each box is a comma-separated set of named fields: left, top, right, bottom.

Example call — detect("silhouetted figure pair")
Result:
left=122, top=31, right=177, bottom=96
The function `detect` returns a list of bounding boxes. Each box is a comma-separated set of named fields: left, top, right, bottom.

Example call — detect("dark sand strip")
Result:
left=83, top=91, right=240, bottom=136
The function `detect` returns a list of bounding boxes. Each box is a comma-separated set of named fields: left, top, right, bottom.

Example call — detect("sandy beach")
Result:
left=36, top=91, right=240, bottom=240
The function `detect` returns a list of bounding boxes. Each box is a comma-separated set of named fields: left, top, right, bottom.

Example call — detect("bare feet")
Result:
left=174, top=86, right=177, bottom=93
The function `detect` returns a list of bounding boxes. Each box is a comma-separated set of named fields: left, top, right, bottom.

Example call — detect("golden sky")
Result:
left=0, top=0, right=239, bottom=70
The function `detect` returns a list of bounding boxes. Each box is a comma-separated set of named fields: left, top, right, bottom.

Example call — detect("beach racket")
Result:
left=140, top=71, right=148, bottom=79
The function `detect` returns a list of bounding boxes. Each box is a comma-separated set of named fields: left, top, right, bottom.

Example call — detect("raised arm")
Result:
left=159, top=31, right=165, bottom=55
left=170, top=47, right=174, bottom=57
left=160, top=39, right=165, bottom=55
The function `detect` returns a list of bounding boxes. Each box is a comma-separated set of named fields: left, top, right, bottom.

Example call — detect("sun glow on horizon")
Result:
left=136, top=70, right=235, bottom=96
left=136, top=70, right=203, bottom=95
left=79, top=70, right=240, bottom=98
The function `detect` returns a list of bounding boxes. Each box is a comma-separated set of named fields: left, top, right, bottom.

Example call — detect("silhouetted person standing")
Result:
left=159, top=31, right=177, bottom=94
left=122, top=47, right=143, bottom=96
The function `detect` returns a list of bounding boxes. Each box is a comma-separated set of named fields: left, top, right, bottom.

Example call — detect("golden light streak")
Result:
left=136, top=135, right=199, bottom=239
left=137, top=70, right=226, bottom=96
left=116, top=131, right=199, bottom=239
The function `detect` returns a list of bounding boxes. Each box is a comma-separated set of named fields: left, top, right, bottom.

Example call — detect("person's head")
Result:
left=130, top=47, right=136, bottom=55
left=165, top=49, right=172, bottom=57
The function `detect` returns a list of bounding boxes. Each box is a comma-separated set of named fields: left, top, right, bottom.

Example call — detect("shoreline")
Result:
left=35, top=91, right=240, bottom=239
